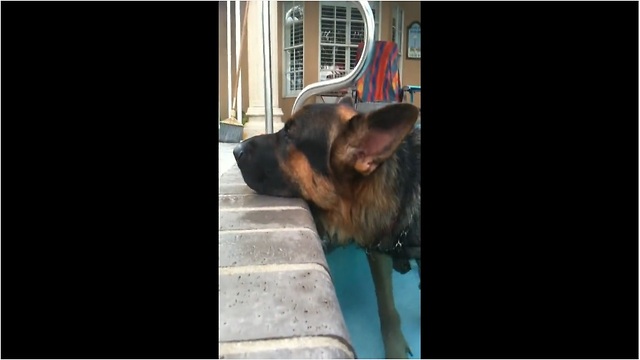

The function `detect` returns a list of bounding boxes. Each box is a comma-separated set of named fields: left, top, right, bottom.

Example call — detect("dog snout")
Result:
left=233, top=143, right=244, bottom=161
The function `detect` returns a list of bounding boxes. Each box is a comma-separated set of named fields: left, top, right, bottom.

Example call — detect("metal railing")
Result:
left=259, top=0, right=376, bottom=133
left=262, top=1, right=274, bottom=133
left=291, top=1, right=376, bottom=115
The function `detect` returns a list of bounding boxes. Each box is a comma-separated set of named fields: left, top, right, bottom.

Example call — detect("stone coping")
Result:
left=219, top=164, right=354, bottom=359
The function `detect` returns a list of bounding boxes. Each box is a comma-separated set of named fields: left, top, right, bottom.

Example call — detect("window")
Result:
left=283, top=2, right=304, bottom=97
left=392, top=5, right=404, bottom=77
left=319, top=1, right=380, bottom=82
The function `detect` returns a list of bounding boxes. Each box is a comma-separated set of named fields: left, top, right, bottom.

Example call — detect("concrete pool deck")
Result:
left=218, top=142, right=355, bottom=359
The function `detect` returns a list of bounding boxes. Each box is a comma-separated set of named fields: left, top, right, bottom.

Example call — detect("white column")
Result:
left=226, top=1, right=232, bottom=119
left=244, top=0, right=284, bottom=139
left=268, top=1, right=283, bottom=121
left=234, top=0, right=242, bottom=120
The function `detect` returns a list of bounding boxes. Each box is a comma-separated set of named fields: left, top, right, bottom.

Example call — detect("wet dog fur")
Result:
left=233, top=97, right=420, bottom=358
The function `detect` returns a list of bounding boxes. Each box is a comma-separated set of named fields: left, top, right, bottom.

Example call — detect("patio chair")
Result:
left=352, top=41, right=421, bottom=125
left=351, top=41, right=403, bottom=114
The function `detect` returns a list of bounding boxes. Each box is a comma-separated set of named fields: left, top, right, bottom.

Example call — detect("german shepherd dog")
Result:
left=233, top=97, right=421, bottom=359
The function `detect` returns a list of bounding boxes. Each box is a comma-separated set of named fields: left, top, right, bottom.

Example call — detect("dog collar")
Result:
left=367, top=211, right=417, bottom=256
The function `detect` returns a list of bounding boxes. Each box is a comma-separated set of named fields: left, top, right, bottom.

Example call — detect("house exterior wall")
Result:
left=394, top=1, right=422, bottom=110
left=219, top=1, right=421, bottom=122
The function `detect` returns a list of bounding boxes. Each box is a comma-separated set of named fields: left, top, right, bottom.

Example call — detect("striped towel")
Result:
left=355, top=41, right=403, bottom=103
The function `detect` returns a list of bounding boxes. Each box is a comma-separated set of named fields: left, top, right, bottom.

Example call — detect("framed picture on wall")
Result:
left=407, top=21, right=421, bottom=59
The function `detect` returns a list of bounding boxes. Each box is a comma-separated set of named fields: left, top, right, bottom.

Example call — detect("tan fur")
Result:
left=282, top=142, right=401, bottom=248
left=282, top=147, right=339, bottom=211
left=336, top=105, right=358, bottom=123
left=320, top=153, right=401, bottom=247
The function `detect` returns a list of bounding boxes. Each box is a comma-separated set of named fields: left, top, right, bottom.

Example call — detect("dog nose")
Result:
left=233, top=143, right=244, bottom=161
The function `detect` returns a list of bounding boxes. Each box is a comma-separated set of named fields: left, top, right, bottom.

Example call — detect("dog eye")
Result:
left=283, top=125, right=293, bottom=141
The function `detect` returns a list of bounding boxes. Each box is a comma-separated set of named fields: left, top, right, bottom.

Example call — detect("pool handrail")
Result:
left=291, top=1, right=376, bottom=115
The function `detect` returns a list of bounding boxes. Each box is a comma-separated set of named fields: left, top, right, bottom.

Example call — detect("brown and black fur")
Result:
left=233, top=97, right=420, bottom=359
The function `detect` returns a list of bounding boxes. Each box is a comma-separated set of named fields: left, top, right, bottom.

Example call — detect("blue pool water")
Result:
left=326, top=244, right=421, bottom=359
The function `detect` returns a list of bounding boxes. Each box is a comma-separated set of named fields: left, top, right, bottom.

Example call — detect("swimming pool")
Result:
left=326, top=244, right=421, bottom=359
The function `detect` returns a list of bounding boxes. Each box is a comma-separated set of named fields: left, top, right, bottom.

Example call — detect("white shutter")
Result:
left=283, top=2, right=304, bottom=96
left=318, top=1, right=379, bottom=81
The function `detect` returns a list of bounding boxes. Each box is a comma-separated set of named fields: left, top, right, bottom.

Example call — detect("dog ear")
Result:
left=337, top=95, right=355, bottom=108
left=342, top=103, right=419, bottom=176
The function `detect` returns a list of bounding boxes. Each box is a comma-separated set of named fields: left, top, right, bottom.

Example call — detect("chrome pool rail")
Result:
left=262, top=0, right=274, bottom=133
left=291, top=0, right=376, bottom=115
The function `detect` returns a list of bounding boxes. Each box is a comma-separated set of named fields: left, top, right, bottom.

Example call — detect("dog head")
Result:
left=233, top=97, right=419, bottom=209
